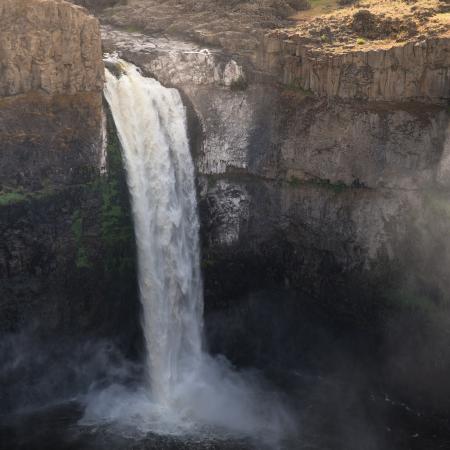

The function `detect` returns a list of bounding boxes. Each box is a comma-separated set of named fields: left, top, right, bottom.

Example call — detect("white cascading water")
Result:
left=103, top=58, right=203, bottom=405
left=87, top=56, right=292, bottom=444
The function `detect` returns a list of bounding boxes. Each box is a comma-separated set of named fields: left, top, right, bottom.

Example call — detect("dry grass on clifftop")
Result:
left=279, top=0, right=450, bottom=53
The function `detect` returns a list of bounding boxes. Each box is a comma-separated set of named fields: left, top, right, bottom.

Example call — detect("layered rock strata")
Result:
left=102, top=24, right=450, bottom=320
left=257, top=36, right=450, bottom=102
left=0, top=1, right=138, bottom=347
left=0, top=0, right=104, bottom=190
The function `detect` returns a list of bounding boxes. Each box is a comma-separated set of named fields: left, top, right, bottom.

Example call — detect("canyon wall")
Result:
left=0, top=1, right=138, bottom=348
left=177, top=29, right=450, bottom=411
left=1, top=0, right=449, bottom=412
left=257, top=36, right=450, bottom=103
left=106, top=25, right=450, bottom=411
left=108, top=27, right=450, bottom=314
left=2, top=0, right=448, bottom=346
left=0, top=0, right=104, bottom=190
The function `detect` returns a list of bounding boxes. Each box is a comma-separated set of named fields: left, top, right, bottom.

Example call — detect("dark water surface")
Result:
left=1, top=378, right=449, bottom=450
left=1, top=289, right=450, bottom=449
left=0, top=402, right=254, bottom=449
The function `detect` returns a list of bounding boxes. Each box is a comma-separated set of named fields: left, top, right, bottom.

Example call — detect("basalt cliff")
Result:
left=99, top=1, right=450, bottom=314
left=0, top=0, right=138, bottom=351
left=1, top=0, right=450, bottom=414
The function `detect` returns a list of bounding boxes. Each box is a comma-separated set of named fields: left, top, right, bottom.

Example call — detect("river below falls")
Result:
left=2, top=287, right=450, bottom=450
left=1, top=372, right=449, bottom=450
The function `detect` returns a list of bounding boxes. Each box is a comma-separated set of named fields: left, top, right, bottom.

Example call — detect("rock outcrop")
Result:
left=0, top=0, right=138, bottom=349
left=102, top=17, right=450, bottom=326
left=257, top=36, right=450, bottom=102
left=0, top=0, right=105, bottom=191
left=0, top=0, right=103, bottom=96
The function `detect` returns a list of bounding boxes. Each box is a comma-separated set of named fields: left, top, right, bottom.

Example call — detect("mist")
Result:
left=81, top=353, right=296, bottom=448
left=0, top=330, right=141, bottom=416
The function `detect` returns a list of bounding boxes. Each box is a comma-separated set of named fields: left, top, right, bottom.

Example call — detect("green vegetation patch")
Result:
left=65, top=107, right=138, bottom=307
left=123, top=25, right=143, bottom=34
left=71, top=209, right=93, bottom=270
left=99, top=109, right=136, bottom=278
left=68, top=111, right=135, bottom=275
left=0, top=191, right=27, bottom=206
left=294, top=0, right=340, bottom=18
left=0, top=186, right=59, bottom=207
left=313, top=178, right=348, bottom=193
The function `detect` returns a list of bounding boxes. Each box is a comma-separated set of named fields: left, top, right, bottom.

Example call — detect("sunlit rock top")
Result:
left=0, top=0, right=104, bottom=96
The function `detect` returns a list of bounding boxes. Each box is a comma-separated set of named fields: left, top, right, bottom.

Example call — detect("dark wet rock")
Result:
left=0, top=1, right=139, bottom=353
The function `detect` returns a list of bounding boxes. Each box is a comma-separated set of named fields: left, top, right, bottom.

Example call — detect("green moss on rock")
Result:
left=71, top=209, right=93, bottom=269
left=0, top=191, right=27, bottom=206
left=99, top=109, right=136, bottom=277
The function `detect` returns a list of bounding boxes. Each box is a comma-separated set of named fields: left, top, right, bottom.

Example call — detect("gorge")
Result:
left=1, top=0, right=450, bottom=449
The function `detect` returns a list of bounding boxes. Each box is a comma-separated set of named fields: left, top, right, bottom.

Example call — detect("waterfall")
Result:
left=90, top=56, right=291, bottom=443
left=104, top=58, right=203, bottom=405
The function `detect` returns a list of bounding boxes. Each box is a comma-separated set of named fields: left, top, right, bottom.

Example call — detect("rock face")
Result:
left=1, top=0, right=449, bottom=414
left=257, top=36, right=450, bottom=103
left=111, top=22, right=448, bottom=414
left=0, top=0, right=138, bottom=351
left=0, top=0, right=104, bottom=96
left=0, top=91, right=104, bottom=190
left=103, top=26, right=450, bottom=323
left=0, top=0, right=104, bottom=191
